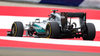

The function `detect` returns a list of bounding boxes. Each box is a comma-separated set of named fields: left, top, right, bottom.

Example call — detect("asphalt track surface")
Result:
left=0, top=1, right=100, bottom=56
left=0, top=47, right=100, bottom=56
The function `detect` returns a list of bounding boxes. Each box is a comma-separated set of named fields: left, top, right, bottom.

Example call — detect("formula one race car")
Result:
left=7, top=10, right=96, bottom=40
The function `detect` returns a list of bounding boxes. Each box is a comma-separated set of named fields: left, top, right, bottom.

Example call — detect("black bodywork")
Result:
left=60, top=12, right=86, bottom=38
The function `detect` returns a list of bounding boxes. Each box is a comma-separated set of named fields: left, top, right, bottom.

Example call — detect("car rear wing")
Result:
left=61, top=12, right=86, bottom=18
left=61, top=12, right=86, bottom=29
left=67, top=12, right=86, bottom=18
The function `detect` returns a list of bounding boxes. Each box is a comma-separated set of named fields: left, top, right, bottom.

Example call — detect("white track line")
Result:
left=0, top=15, right=100, bottom=31
left=0, top=36, right=100, bottom=47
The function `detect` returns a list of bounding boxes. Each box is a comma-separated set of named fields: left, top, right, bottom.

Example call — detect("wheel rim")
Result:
left=82, top=26, right=88, bottom=40
left=46, top=23, right=51, bottom=38
left=12, top=23, right=17, bottom=36
left=12, top=27, right=15, bottom=35
left=46, top=30, right=50, bottom=36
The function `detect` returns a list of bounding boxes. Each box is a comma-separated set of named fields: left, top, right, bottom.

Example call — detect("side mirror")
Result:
left=35, top=18, right=40, bottom=23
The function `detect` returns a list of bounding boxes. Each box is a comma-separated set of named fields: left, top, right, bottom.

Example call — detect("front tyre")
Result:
left=11, top=22, right=24, bottom=37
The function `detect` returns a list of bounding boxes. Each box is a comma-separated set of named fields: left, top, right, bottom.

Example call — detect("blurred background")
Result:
left=0, top=0, right=100, bottom=9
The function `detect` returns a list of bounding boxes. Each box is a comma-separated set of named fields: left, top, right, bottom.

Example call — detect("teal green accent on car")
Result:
left=33, top=24, right=46, bottom=33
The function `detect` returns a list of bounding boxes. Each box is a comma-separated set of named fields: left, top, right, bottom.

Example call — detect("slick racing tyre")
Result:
left=11, top=22, right=24, bottom=37
left=82, top=23, right=96, bottom=40
left=46, top=22, right=60, bottom=38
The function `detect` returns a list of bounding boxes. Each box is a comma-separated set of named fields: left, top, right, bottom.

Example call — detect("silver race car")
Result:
left=7, top=10, right=96, bottom=40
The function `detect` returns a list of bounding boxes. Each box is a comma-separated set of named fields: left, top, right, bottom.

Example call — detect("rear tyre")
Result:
left=82, top=23, right=96, bottom=40
left=46, top=22, right=60, bottom=38
left=11, top=22, right=24, bottom=37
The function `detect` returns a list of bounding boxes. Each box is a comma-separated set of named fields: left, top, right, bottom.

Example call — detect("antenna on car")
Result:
left=51, top=10, right=58, bottom=13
